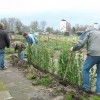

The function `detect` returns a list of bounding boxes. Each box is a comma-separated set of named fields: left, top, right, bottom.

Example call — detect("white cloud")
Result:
left=0, top=0, right=100, bottom=16
left=92, top=16, right=100, bottom=19
left=0, top=0, right=100, bottom=28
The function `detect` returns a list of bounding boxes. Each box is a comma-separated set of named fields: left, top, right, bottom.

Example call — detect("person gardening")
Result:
left=70, top=23, right=100, bottom=95
left=0, top=22, right=10, bottom=70
left=11, top=41, right=26, bottom=60
left=23, top=32, right=38, bottom=46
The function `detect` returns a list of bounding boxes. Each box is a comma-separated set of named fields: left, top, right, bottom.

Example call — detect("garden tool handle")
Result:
left=63, top=52, right=73, bottom=81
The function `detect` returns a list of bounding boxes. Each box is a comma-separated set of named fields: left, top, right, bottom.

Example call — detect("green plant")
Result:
left=26, top=73, right=36, bottom=80
left=58, top=48, right=83, bottom=85
left=65, top=93, right=73, bottom=100
left=5, top=54, right=11, bottom=59
left=27, top=35, right=83, bottom=85
left=35, top=76, right=52, bottom=87
left=89, top=96, right=100, bottom=100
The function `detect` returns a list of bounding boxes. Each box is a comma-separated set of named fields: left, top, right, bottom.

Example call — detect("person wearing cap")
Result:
left=70, top=23, right=100, bottom=95
left=0, top=22, right=10, bottom=70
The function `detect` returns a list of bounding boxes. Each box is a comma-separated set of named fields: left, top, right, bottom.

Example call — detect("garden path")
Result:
left=0, top=60, right=64, bottom=100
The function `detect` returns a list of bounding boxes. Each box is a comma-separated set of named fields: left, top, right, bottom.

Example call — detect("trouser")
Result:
left=0, top=49, right=5, bottom=69
left=82, top=56, right=100, bottom=93
left=18, top=50, right=24, bottom=60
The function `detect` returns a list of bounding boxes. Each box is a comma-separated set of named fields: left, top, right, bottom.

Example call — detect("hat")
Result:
left=0, top=22, right=4, bottom=29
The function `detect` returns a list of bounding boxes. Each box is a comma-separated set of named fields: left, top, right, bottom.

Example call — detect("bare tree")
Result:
left=0, top=18, right=29, bottom=34
left=66, top=22, right=71, bottom=32
left=0, top=18, right=22, bottom=32
left=75, top=24, right=86, bottom=32
left=8, top=18, right=17, bottom=31
left=0, top=18, right=9, bottom=30
left=40, top=21, right=46, bottom=32
left=72, top=27, right=76, bottom=34
left=30, top=21, right=39, bottom=32
left=46, top=27, right=53, bottom=33
left=16, top=19, right=23, bottom=34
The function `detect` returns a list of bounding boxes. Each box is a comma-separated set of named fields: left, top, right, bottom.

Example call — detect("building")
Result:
left=60, top=19, right=71, bottom=35
left=60, top=19, right=67, bottom=32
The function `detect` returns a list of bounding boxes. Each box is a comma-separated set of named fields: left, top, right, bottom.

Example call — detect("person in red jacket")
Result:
left=0, top=22, right=10, bottom=70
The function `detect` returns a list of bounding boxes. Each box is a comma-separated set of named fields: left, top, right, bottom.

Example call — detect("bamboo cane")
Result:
left=63, top=52, right=73, bottom=81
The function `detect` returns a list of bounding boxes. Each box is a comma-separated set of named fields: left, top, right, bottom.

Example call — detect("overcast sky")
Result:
left=0, top=0, right=100, bottom=29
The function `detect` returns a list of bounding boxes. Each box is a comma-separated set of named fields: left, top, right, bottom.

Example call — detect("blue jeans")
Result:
left=19, top=51, right=24, bottom=60
left=82, top=56, right=100, bottom=93
left=0, top=49, right=5, bottom=69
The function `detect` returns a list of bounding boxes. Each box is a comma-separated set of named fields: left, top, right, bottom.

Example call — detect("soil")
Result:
left=8, top=54, right=99, bottom=100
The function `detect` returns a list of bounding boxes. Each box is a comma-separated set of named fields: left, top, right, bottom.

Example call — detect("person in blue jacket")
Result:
left=23, top=33, right=38, bottom=46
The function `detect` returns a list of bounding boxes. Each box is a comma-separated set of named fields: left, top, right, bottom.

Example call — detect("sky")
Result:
left=0, top=0, right=100, bottom=29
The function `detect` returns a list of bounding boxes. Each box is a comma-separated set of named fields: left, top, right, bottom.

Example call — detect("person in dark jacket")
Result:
left=0, top=22, right=10, bottom=70
left=70, top=23, right=100, bottom=95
